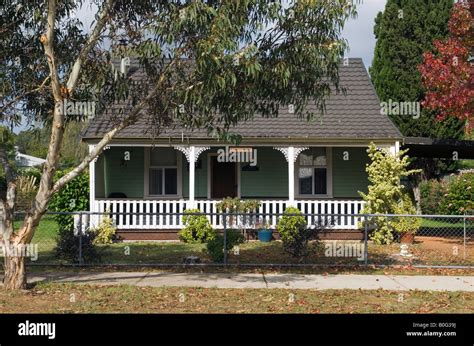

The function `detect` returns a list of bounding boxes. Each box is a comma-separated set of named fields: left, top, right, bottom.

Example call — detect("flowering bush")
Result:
left=439, top=173, right=474, bottom=215
left=419, top=179, right=448, bottom=215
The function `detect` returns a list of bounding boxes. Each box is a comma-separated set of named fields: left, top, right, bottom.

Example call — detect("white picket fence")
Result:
left=91, top=199, right=366, bottom=230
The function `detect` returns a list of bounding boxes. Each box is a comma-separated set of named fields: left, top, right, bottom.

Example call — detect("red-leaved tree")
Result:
left=419, top=0, right=473, bottom=133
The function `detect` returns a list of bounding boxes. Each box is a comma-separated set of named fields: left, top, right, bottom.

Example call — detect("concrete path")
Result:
left=7, top=272, right=474, bottom=292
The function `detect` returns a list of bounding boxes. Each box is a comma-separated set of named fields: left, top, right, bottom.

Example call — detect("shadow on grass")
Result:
left=26, top=238, right=473, bottom=268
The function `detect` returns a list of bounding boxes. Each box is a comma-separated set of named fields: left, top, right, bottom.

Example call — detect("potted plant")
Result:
left=255, top=218, right=272, bottom=242
left=392, top=197, right=422, bottom=244
left=391, top=212, right=421, bottom=244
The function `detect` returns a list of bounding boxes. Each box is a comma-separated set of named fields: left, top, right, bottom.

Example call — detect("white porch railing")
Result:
left=92, top=199, right=366, bottom=230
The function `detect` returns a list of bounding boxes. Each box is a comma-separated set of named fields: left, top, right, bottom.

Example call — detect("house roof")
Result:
left=14, top=150, right=46, bottom=167
left=82, top=58, right=402, bottom=143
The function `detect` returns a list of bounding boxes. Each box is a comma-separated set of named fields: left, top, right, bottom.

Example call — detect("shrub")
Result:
left=15, top=175, right=38, bottom=211
left=439, top=173, right=474, bottom=215
left=179, top=209, right=216, bottom=243
left=216, top=197, right=241, bottom=213
left=391, top=194, right=422, bottom=236
left=49, top=170, right=89, bottom=229
left=54, top=225, right=98, bottom=263
left=276, top=207, right=315, bottom=258
left=205, top=229, right=245, bottom=263
left=359, top=143, right=421, bottom=244
left=216, top=198, right=261, bottom=228
left=91, top=212, right=117, bottom=245
left=49, top=170, right=96, bottom=262
left=19, top=167, right=42, bottom=183
left=419, top=179, right=448, bottom=215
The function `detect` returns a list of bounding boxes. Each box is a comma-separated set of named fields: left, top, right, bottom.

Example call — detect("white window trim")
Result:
left=295, top=147, right=333, bottom=199
left=144, top=147, right=182, bottom=199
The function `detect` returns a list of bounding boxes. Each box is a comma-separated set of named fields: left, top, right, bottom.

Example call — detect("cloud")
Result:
left=342, top=0, right=387, bottom=68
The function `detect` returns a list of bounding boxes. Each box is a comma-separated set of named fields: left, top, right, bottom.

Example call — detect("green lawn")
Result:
left=10, top=215, right=473, bottom=267
left=14, top=214, right=59, bottom=263
left=421, top=218, right=471, bottom=228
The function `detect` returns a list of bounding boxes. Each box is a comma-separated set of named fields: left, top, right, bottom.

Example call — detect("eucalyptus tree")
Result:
left=0, top=0, right=358, bottom=289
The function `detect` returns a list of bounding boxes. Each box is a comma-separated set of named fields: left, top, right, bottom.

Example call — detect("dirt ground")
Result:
left=415, top=236, right=473, bottom=251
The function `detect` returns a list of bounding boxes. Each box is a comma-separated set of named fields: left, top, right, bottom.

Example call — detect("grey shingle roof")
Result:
left=82, top=58, right=402, bottom=142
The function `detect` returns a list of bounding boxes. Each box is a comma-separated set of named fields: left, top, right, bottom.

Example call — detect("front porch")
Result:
left=87, top=143, right=397, bottom=231
left=92, top=198, right=366, bottom=230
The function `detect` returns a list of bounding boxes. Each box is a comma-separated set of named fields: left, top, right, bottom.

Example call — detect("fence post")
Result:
left=223, top=212, right=228, bottom=265
left=364, top=214, right=368, bottom=266
left=463, top=213, right=467, bottom=260
left=78, top=212, right=83, bottom=265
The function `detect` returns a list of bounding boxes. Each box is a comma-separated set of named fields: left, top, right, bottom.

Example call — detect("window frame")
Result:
left=144, top=147, right=182, bottom=198
left=295, top=147, right=332, bottom=198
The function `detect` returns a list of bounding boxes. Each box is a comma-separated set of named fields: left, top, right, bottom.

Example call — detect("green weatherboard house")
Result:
left=82, top=58, right=402, bottom=238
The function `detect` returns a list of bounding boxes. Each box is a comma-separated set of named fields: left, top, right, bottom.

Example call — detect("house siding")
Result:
left=332, top=147, right=369, bottom=198
left=97, top=146, right=369, bottom=200
left=182, top=151, right=209, bottom=198
left=103, top=147, right=145, bottom=198
left=240, top=148, right=288, bottom=198
left=95, top=154, right=106, bottom=198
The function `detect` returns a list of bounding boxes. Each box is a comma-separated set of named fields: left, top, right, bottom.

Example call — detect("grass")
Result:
left=420, top=218, right=469, bottom=228
left=1, top=281, right=473, bottom=313
left=14, top=214, right=59, bottom=263
left=9, top=215, right=474, bottom=269
left=458, top=160, right=474, bottom=169
left=100, top=242, right=208, bottom=264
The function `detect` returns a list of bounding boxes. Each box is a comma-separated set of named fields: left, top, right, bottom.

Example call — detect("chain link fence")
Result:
left=2, top=211, right=473, bottom=268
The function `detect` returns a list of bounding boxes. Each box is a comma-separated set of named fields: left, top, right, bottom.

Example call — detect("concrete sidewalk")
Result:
left=9, top=271, right=474, bottom=292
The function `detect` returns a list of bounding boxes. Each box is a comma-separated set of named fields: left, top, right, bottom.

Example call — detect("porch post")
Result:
left=288, top=146, right=295, bottom=206
left=273, top=146, right=308, bottom=207
left=88, top=145, right=96, bottom=226
left=174, top=145, right=210, bottom=210
left=189, top=146, right=196, bottom=208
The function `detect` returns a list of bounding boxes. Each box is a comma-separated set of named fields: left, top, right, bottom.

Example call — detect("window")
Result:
left=298, top=148, right=328, bottom=195
left=149, top=148, right=178, bottom=195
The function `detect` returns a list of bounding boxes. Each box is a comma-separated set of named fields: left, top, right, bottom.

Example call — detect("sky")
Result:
left=8, top=0, right=388, bottom=133
left=75, top=0, right=388, bottom=68
left=342, top=0, right=387, bottom=68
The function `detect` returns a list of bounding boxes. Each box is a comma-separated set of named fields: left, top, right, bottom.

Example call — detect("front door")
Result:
left=211, top=156, right=237, bottom=198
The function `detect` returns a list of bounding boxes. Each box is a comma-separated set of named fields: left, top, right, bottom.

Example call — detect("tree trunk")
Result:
left=1, top=209, right=40, bottom=290
left=3, top=254, right=27, bottom=290
left=413, top=184, right=422, bottom=215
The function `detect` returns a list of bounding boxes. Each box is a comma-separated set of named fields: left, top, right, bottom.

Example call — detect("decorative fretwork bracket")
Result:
left=174, top=146, right=210, bottom=162
left=273, top=146, right=309, bottom=162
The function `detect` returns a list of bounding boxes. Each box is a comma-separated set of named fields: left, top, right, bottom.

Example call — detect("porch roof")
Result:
left=82, top=58, right=402, bottom=143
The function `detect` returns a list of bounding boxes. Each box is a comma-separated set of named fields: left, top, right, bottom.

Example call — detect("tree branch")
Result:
left=66, top=0, right=115, bottom=93
left=0, top=145, right=14, bottom=185
left=52, top=51, right=185, bottom=193
left=0, top=145, right=16, bottom=240
left=42, top=0, right=62, bottom=102
left=52, top=88, right=157, bottom=193
left=0, top=76, right=51, bottom=113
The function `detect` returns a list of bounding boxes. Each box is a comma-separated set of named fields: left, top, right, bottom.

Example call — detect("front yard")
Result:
left=15, top=216, right=474, bottom=267
left=1, top=282, right=473, bottom=313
